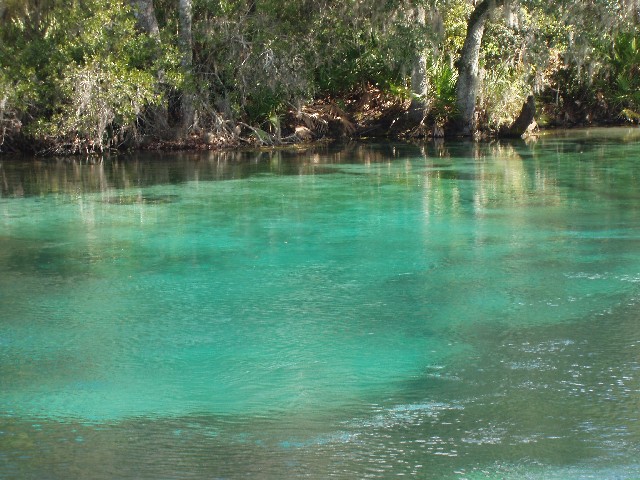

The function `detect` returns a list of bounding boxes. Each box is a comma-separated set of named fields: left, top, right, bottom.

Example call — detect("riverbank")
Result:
left=1, top=86, right=636, bottom=157
left=106, top=86, right=640, bottom=154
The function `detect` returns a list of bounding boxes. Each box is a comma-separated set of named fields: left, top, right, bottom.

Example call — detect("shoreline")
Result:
left=1, top=122, right=637, bottom=159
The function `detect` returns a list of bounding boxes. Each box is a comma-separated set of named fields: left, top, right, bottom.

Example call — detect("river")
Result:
left=2, top=128, right=640, bottom=478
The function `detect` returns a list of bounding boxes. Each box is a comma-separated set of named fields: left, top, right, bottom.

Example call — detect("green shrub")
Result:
left=0, top=0, right=167, bottom=151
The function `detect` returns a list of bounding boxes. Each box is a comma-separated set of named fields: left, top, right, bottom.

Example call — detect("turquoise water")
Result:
left=2, top=129, right=640, bottom=478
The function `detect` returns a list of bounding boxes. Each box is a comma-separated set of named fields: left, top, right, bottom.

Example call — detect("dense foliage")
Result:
left=0, top=0, right=638, bottom=153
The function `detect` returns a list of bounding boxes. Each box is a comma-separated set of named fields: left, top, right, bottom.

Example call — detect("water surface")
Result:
left=2, top=129, right=640, bottom=478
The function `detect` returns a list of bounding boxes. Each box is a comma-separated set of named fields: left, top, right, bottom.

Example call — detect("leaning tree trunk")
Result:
left=504, top=95, right=536, bottom=137
left=178, top=0, right=195, bottom=131
left=454, top=0, right=504, bottom=136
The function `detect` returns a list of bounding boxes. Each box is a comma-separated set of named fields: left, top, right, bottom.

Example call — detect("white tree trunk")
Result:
left=409, top=6, right=429, bottom=122
left=411, top=6, right=429, bottom=100
left=178, top=0, right=195, bottom=130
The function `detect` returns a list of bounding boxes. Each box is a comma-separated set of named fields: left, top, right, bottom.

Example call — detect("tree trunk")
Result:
left=178, top=0, right=195, bottom=131
left=129, top=0, right=171, bottom=136
left=504, top=95, right=536, bottom=137
left=409, top=5, right=429, bottom=123
left=454, top=0, right=504, bottom=136
left=130, top=0, right=160, bottom=39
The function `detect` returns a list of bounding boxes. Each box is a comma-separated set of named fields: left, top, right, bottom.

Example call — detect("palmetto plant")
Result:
left=427, top=57, right=458, bottom=124
left=608, top=32, right=640, bottom=116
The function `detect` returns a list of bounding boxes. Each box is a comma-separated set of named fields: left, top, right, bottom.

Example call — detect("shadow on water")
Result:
left=3, top=301, right=640, bottom=479
left=2, top=128, right=640, bottom=198
left=0, top=141, right=418, bottom=198
left=100, top=193, right=181, bottom=205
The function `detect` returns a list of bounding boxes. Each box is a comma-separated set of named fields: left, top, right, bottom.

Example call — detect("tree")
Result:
left=409, top=4, right=430, bottom=122
left=178, top=0, right=195, bottom=130
left=452, top=0, right=640, bottom=136
left=454, top=0, right=505, bottom=136
left=3, top=0, right=640, bottom=152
